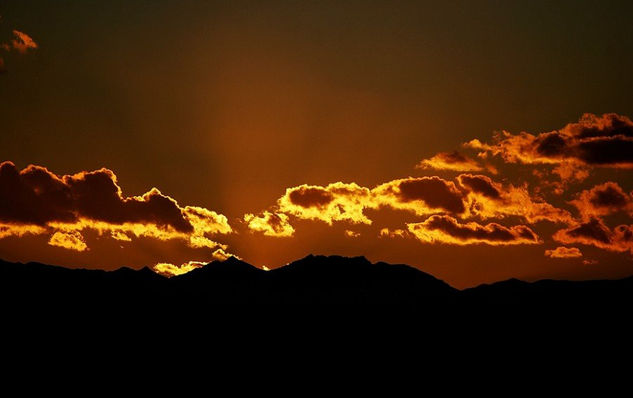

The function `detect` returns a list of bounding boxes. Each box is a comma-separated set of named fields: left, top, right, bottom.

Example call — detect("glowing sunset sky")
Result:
left=1, top=1, right=633, bottom=288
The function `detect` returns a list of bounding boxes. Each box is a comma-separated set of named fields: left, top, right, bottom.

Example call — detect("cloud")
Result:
left=416, top=151, right=484, bottom=172
left=48, top=231, right=88, bottom=252
left=288, top=186, right=334, bottom=207
left=550, top=163, right=589, bottom=185
left=407, top=215, right=540, bottom=246
left=373, top=177, right=466, bottom=215
left=0, top=162, right=192, bottom=230
left=466, top=113, right=633, bottom=174
left=457, top=174, right=573, bottom=223
left=544, top=246, right=582, bottom=258
left=244, top=211, right=295, bottom=237
left=553, top=218, right=633, bottom=254
left=152, top=250, right=233, bottom=277
left=183, top=206, right=232, bottom=235
left=0, top=19, right=38, bottom=72
left=11, top=30, right=37, bottom=54
left=569, top=182, right=633, bottom=220
left=457, top=174, right=502, bottom=199
left=153, top=261, right=206, bottom=277
left=271, top=173, right=570, bottom=230
left=278, top=177, right=471, bottom=226
left=344, top=230, right=360, bottom=238
left=43, top=218, right=229, bottom=252
left=278, top=183, right=373, bottom=224
left=0, top=161, right=232, bottom=251
left=379, top=228, right=408, bottom=238
left=0, top=223, right=46, bottom=239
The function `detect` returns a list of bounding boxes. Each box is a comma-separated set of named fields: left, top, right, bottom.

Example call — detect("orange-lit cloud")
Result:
left=153, top=261, right=206, bottom=277
left=11, top=30, right=37, bottom=54
left=416, top=151, right=484, bottom=172
left=457, top=174, right=573, bottom=223
left=407, top=215, right=540, bottom=246
left=0, top=18, right=38, bottom=72
left=466, top=113, right=633, bottom=175
left=545, top=246, right=582, bottom=258
left=110, top=230, right=132, bottom=241
left=569, top=182, right=633, bottom=220
left=373, top=177, right=466, bottom=215
left=344, top=230, right=361, bottom=238
left=183, top=206, right=232, bottom=235
left=551, top=163, right=589, bottom=184
left=278, top=183, right=373, bottom=224
left=6, top=111, right=633, bottom=280
left=244, top=211, right=295, bottom=237
left=553, top=218, right=633, bottom=254
left=153, top=249, right=233, bottom=277
left=0, top=161, right=232, bottom=252
left=379, top=228, right=408, bottom=238
left=274, top=177, right=469, bottom=227
left=48, top=231, right=88, bottom=252
left=0, top=223, right=46, bottom=239
left=47, top=218, right=229, bottom=251
left=268, top=173, right=571, bottom=230
left=0, top=161, right=195, bottom=230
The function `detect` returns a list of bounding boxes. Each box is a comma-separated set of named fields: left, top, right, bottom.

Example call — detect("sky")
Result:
left=1, top=1, right=633, bottom=288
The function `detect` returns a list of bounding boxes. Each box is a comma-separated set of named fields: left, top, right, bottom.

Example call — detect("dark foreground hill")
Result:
left=3, top=255, right=633, bottom=364
left=0, top=255, right=458, bottom=319
left=2, top=254, right=633, bottom=323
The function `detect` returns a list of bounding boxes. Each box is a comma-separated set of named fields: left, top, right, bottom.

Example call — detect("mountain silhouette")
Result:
left=2, top=255, right=632, bottom=341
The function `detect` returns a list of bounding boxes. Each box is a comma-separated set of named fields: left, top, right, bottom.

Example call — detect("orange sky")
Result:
left=1, top=2, right=633, bottom=288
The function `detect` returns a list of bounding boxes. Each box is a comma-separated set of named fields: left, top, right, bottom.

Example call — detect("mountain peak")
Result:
left=295, top=254, right=372, bottom=266
left=172, top=256, right=263, bottom=281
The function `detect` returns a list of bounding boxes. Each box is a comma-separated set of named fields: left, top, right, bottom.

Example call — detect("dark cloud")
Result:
left=588, top=184, right=629, bottom=208
left=66, top=170, right=193, bottom=232
left=455, top=173, right=573, bottom=223
left=0, top=161, right=193, bottom=232
left=288, top=186, right=334, bottom=208
left=576, top=136, right=633, bottom=166
left=416, top=151, right=484, bottom=172
left=436, top=151, right=470, bottom=163
left=407, top=215, right=540, bottom=245
left=278, top=182, right=373, bottom=224
left=0, top=161, right=76, bottom=225
left=274, top=173, right=571, bottom=227
left=392, top=177, right=466, bottom=214
left=535, top=132, right=569, bottom=158
left=554, top=218, right=633, bottom=254
left=567, top=113, right=633, bottom=139
left=570, top=182, right=633, bottom=220
left=457, top=174, right=501, bottom=200
left=563, top=218, right=612, bottom=244
left=467, top=113, right=633, bottom=173
left=0, top=161, right=234, bottom=253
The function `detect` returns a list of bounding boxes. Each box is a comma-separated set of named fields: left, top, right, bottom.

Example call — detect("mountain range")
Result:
left=2, top=254, right=632, bottom=320
left=3, top=254, right=632, bottom=359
